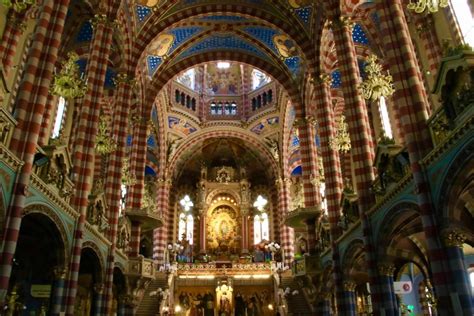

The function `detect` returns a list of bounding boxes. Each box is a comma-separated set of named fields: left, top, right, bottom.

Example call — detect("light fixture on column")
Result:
left=360, top=54, right=394, bottom=102
left=1, top=0, right=35, bottom=13
left=329, top=115, right=351, bottom=153
left=407, top=0, right=448, bottom=14
left=50, top=52, right=87, bottom=99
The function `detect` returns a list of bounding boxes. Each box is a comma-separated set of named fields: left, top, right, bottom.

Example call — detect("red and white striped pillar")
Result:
left=153, top=178, right=172, bottom=263
left=63, top=6, right=118, bottom=315
left=296, top=116, right=322, bottom=255
left=0, top=0, right=70, bottom=304
left=102, top=73, right=134, bottom=314
left=276, top=177, right=294, bottom=266
left=378, top=2, right=473, bottom=314
left=326, top=0, right=379, bottom=310
left=314, top=75, right=346, bottom=311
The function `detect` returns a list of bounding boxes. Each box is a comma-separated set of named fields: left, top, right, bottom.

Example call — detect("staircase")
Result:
left=136, top=273, right=168, bottom=316
left=281, top=276, right=313, bottom=316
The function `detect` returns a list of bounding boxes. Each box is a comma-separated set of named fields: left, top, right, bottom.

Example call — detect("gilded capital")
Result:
left=91, top=13, right=115, bottom=28
left=53, top=267, right=68, bottom=279
left=113, top=73, right=136, bottom=86
left=378, top=263, right=396, bottom=277
left=442, top=229, right=466, bottom=248
left=93, top=283, right=105, bottom=294
left=330, top=16, right=355, bottom=30
left=343, top=281, right=357, bottom=292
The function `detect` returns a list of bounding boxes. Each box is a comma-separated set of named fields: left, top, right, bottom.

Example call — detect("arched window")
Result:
left=262, top=92, right=268, bottom=105
left=230, top=102, right=237, bottom=115
left=268, top=89, right=273, bottom=103
left=186, top=95, right=191, bottom=108
left=178, top=195, right=194, bottom=244
left=191, top=98, right=196, bottom=111
left=175, top=90, right=180, bottom=103
left=252, top=98, right=257, bottom=111
left=378, top=96, right=393, bottom=139
left=120, top=184, right=127, bottom=216
left=450, top=1, right=474, bottom=47
left=180, top=92, right=185, bottom=105
left=254, top=213, right=269, bottom=244
left=257, top=95, right=262, bottom=108
left=52, top=96, right=67, bottom=138
left=253, top=195, right=269, bottom=244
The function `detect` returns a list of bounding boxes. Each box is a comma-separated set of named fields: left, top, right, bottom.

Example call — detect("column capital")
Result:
left=53, top=266, right=68, bottom=279
left=113, top=73, right=136, bottom=87
left=93, top=283, right=105, bottom=294
left=312, top=73, right=332, bottom=86
left=442, top=229, right=466, bottom=248
left=329, top=15, right=355, bottom=30
left=91, top=13, right=116, bottom=28
left=378, top=263, right=396, bottom=277
left=157, top=177, right=172, bottom=187
left=343, top=281, right=357, bottom=292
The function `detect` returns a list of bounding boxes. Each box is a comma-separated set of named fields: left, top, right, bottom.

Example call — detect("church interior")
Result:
left=0, top=0, right=473, bottom=315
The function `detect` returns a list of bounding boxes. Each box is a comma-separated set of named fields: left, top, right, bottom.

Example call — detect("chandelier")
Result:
left=95, top=115, right=117, bottom=155
left=407, top=0, right=449, bottom=14
left=360, top=54, right=394, bottom=101
left=329, top=115, right=351, bottom=153
left=1, top=0, right=34, bottom=13
left=121, top=157, right=137, bottom=186
left=51, top=52, right=87, bottom=99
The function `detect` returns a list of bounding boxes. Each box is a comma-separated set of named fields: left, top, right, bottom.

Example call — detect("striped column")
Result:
left=0, top=11, right=25, bottom=77
left=314, top=76, right=346, bottom=311
left=297, top=116, right=322, bottom=255
left=129, top=221, right=142, bottom=257
left=37, top=93, right=57, bottom=146
left=276, top=177, right=294, bottom=265
left=441, top=230, right=473, bottom=312
left=329, top=9, right=380, bottom=309
left=414, top=16, right=442, bottom=76
left=378, top=2, right=473, bottom=314
left=378, top=263, right=398, bottom=315
left=93, top=283, right=104, bottom=316
left=317, top=293, right=332, bottom=316
left=0, top=0, right=70, bottom=304
left=342, top=281, right=357, bottom=315
left=50, top=267, right=68, bottom=316
left=63, top=9, right=117, bottom=315
left=127, top=118, right=148, bottom=210
left=241, top=209, right=249, bottom=254
left=103, top=73, right=134, bottom=314
left=154, top=178, right=172, bottom=263
left=297, top=117, right=321, bottom=208
left=199, top=210, right=206, bottom=254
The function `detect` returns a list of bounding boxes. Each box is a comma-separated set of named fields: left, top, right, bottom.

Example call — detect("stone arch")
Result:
left=141, top=52, right=304, bottom=121
left=133, top=4, right=312, bottom=70
left=22, top=203, right=69, bottom=264
left=438, top=140, right=474, bottom=242
left=168, top=128, right=279, bottom=180
left=82, top=241, right=105, bottom=283
left=342, top=238, right=368, bottom=283
left=205, top=189, right=242, bottom=207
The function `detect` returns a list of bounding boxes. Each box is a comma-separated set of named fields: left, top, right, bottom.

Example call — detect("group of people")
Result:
left=178, top=291, right=214, bottom=316
left=234, top=291, right=270, bottom=316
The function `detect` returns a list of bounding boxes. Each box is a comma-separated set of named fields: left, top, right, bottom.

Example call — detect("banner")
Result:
left=394, top=281, right=412, bottom=294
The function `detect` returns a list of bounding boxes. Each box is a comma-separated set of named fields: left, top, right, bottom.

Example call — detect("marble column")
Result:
left=378, top=263, right=398, bottom=315
left=50, top=267, right=68, bottom=316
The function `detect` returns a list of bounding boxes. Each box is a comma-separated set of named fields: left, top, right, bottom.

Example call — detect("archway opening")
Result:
left=7, top=212, right=65, bottom=314
left=75, top=247, right=103, bottom=315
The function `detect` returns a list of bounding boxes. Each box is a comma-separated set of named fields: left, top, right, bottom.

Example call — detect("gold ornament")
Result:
left=95, top=115, right=117, bottom=155
left=121, top=157, right=137, bottom=186
left=360, top=54, right=394, bottom=101
left=329, top=115, right=351, bottom=153
left=51, top=52, right=87, bottom=99
left=1, top=0, right=35, bottom=13
left=407, top=0, right=448, bottom=14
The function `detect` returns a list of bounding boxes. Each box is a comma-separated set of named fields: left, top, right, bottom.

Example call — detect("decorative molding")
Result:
left=442, top=229, right=466, bottom=248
